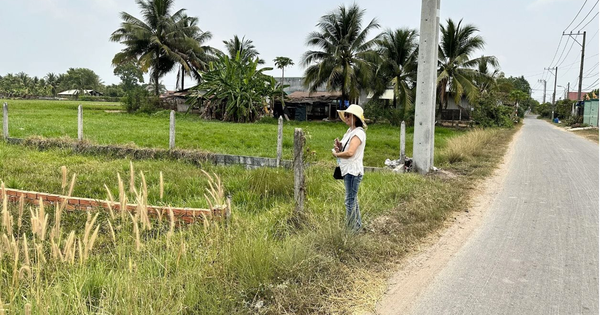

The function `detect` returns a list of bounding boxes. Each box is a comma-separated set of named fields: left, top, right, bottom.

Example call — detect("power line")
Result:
left=556, top=38, right=577, bottom=67
left=546, top=36, right=565, bottom=72
left=580, top=11, right=599, bottom=30
left=564, top=0, right=590, bottom=31
left=571, top=0, right=599, bottom=30
left=587, top=29, right=599, bottom=42
left=583, top=78, right=599, bottom=90
left=583, top=61, right=599, bottom=77
left=524, top=72, right=545, bottom=78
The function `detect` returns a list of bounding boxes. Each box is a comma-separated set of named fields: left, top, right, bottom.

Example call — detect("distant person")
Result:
left=332, top=104, right=367, bottom=231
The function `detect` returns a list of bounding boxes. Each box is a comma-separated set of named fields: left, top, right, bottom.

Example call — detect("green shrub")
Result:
left=472, top=92, right=515, bottom=128
left=121, top=88, right=159, bottom=113
left=79, top=96, right=121, bottom=102
left=364, top=100, right=411, bottom=126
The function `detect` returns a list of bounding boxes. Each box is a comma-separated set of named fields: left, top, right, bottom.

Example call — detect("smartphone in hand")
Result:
left=334, top=138, right=342, bottom=152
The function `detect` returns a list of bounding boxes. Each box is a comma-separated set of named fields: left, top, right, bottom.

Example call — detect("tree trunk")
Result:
left=181, top=67, right=185, bottom=91
left=436, top=79, right=447, bottom=120
left=154, top=70, right=160, bottom=96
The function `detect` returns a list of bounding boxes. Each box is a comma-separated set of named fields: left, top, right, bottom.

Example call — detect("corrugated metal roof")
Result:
left=287, top=91, right=341, bottom=103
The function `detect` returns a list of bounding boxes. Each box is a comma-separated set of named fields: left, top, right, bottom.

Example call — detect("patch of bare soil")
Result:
left=368, top=126, right=523, bottom=315
left=570, top=128, right=599, bottom=143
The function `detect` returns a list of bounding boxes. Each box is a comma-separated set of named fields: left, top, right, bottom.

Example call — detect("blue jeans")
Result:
left=344, top=174, right=363, bottom=231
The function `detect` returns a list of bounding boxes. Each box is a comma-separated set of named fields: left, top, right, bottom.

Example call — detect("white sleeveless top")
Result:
left=339, top=127, right=366, bottom=176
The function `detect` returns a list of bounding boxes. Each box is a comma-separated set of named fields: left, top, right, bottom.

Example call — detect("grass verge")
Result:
left=0, top=118, right=518, bottom=314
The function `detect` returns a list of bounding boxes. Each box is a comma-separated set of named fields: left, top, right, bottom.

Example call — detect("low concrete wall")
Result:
left=6, top=137, right=292, bottom=169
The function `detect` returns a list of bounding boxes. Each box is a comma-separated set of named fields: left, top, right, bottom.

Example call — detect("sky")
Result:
left=0, top=0, right=598, bottom=103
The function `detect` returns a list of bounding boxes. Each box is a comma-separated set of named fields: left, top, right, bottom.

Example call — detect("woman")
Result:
left=332, top=104, right=367, bottom=231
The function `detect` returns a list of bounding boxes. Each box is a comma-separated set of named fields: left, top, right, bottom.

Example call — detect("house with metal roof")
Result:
left=57, top=89, right=103, bottom=98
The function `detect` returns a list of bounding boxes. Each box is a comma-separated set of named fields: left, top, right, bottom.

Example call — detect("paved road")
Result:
left=409, top=116, right=599, bottom=314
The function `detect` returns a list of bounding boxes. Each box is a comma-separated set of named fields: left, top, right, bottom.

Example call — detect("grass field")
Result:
left=0, top=99, right=519, bottom=313
left=0, top=99, right=462, bottom=167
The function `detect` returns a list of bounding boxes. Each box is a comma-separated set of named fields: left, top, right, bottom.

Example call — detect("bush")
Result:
left=121, top=88, right=159, bottom=113
left=78, top=96, right=121, bottom=102
left=364, top=100, right=412, bottom=126
left=472, top=92, right=515, bottom=128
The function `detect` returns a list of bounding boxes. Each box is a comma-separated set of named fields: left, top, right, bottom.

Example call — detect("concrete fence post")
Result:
left=77, top=105, right=83, bottom=141
left=400, top=121, right=406, bottom=163
left=276, top=116, right=283, bottom=167
left=2, top=103, right=7, bottom=141
left=293, top=128, right=305, bottom=213
left=169, top=110, right=175, bottom=150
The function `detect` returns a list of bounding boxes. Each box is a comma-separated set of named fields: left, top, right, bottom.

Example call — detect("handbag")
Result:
left=333, top=166, right=344, bottom=179
left=333, top=139, right=349, bottom=180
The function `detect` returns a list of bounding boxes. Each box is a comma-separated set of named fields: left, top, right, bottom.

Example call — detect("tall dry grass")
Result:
left=439, top=128, right=499, bottom=164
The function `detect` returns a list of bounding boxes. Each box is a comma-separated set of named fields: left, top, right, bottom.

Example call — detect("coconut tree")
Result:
left=437, top=18, right=492, bottom=117
left=44, top=73, right=59, bottom=96
left=274, top=56, right=294, bottom=85
left=302, top=4, right=381, bottom=106
left=373, top=28, right=418, bottom=118
left=173, top=13, right=216, bottom=90
left=273, top=57, right=294, bottom=116
left=223, top=35, right=264, bottom=64
left=110, top=0, right=213, bottom=95
left=474, top=55, right=500, bottom=94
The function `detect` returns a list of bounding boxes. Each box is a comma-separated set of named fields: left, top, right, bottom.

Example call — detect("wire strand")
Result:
left=579, top=11, right=599, bottom=30
left=572, top=0, right=599, bottom=31
left=564, top=0, right=590, bottom=31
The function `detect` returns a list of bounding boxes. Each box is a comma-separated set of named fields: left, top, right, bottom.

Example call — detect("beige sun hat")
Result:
left=337, top=104, right=367, bottom=129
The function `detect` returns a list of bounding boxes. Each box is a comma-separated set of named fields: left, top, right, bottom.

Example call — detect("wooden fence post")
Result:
left=2, top=103, right=7, bottom=141
left=169, top=110, right=175, bottom=150
left=400, top=121, right=406, bottom=163
left=276, top=116, right=283, bottom=167
left=77, top=105, right=83, bottom=141
left=293, top=128, right=305, bottom=213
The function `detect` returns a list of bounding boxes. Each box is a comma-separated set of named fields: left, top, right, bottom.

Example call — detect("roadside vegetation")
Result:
left=0, top=124, right=517, bottom=314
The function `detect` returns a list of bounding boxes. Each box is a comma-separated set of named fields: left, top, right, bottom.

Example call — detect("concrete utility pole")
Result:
left=413, top=0, right=441, bottom=174
left=545, top=67, right=558, bottom=119
left=77, top=105, right=83, bottom=141
left=2, top=103, right=8, bottom=141
left=538, top=79, right=547, bottom=104
left=563, top=31, right=586, bottom=102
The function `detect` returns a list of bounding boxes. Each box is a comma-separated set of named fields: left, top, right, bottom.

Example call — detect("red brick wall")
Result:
left=1, top=188, right=227, bottom=223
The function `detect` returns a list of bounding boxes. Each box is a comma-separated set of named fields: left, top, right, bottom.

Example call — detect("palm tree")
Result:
left=273, top=56, right=294, bottom=117
left=110, top=0, right=213, bottom=95
left=44, top=73, right=59, bottom=96
left=302, top=4, right=381, bottom=106
left=437, top=18, right=491, bottom=117
left=274, top=56, right=294, bottom=85
left=223, top=35, right=264, bottom=64
left=374, top=28, right=419, bottom=118
left=474, top=55, right=500, bottom=94
left=173, top=13, right=216, bottom=90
